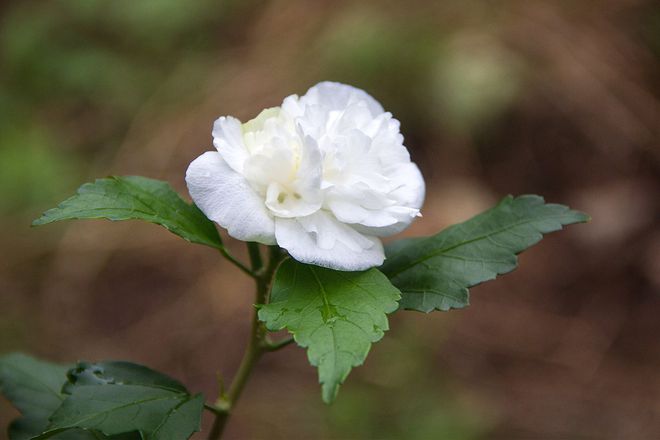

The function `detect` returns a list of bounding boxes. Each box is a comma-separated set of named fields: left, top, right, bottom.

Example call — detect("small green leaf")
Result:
left=381, top=195, right=589, bottom=312
left=32, top=176, right=222, bottom=250
left=36, top=361, right=203, bottom=440
left=0, top=353, right=70, bottom=439
left=258, top=259, right=401, bottom=403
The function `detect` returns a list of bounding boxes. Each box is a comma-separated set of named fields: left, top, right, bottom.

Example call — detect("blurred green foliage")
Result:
left=326, top=335, right=490, bottom=440
left=316, top=7, right=525, bottom=139
left=430, top=37, right=523, bottom=134
left=0, top=0, right=229, bottom=215
left=0, top=128, right=78, bottom=214
left=316, top=9, right=441, bottom=137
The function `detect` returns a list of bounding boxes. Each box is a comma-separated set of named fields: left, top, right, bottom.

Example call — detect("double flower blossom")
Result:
left=186, top=82, right=425, bottom=271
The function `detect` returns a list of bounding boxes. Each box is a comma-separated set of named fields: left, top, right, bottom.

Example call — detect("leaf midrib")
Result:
left=309, top=267, right=341, bottom=386
left=310, top=268, right=334, bottom=323
left=386, top=213, right=569, bottom=278
left=54, top=392, right=184, bottom=429
left=113, top=177, right=220, bottom=246
left=38, top=177, right=221, bottom=248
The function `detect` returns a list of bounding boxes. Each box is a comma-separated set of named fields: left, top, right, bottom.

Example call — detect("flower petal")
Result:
left=212, top=116, right=248, bottom=173
left=186, top=151, right=276, bottom=244
left=352, top=162, right=425, bottom=236
left=386, top=162, right=426, bottom=210
left=275, top=211, right=384, bottom=271
left=300, top=81, right=385, bottom=117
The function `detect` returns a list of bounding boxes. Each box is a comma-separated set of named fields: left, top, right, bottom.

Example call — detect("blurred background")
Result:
left=1, top=0, right=659, bottom=438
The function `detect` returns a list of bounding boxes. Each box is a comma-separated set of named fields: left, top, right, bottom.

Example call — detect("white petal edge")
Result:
left=298, top=81, right=385, bottom=116
left=186, top=151, right=276, bottom=244
left=275, top=212, right=385, bottom=271
left=352, top=162, right=426, bottom=237
left=212, top=116, right=248, bottom=173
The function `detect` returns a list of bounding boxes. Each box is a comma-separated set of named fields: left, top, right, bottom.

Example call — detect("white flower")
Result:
left=186, top=82, right=425, bottom=271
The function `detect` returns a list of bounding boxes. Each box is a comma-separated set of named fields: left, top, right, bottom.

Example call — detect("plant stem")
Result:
left=264, top=336, right=295, bottom=351
left=218, top=247, right=255, bottom=278
left=247, top=242, right=263, bottom=272
left=208, top=245, right=284, bottom=439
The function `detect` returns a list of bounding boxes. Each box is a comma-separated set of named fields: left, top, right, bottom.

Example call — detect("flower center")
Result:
left=240, top=108, right=322, bottom=219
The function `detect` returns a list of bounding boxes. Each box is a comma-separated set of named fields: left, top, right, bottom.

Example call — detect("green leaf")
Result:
left=0, top=355, right=169, bottom=439
left=36, top=361, right=203, bottom=440
left=381, top=195, right=589, bottom=312
left=0, top=353, right=70, bottom=439
left=63, top=361, right=187, bottom=394
left=32, top=176, right=222, bottom=250
left=258, top=259, right=401, bottom=403
left=39, top=429, right=137, bottom=440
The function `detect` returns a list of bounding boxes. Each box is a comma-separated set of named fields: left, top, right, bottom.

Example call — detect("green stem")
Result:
left=247, top=242, right=263, bottom=272
left=207, top=245, right=284, bottom=439
left=218, top=247, right=255, bottom=278
left=264, top=336, right=295, bottom=351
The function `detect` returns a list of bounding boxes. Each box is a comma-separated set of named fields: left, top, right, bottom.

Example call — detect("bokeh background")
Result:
left=1, top=0, right=659, bottom=438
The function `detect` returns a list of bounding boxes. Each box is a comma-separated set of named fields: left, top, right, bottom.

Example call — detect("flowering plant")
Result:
left=0, top=82, right=588, bottom=439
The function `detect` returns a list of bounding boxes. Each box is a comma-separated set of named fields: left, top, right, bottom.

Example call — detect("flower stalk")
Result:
left=207, top=245, right=284, bottom=439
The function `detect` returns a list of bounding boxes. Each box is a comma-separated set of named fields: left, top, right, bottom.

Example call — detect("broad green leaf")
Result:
left=0, top=353, right=69, bottom=439
left=32, top=176, right=222, bottom=250
left=39, top=387, right=203, bottom=439
left=258, top=259, right=401, bottom=403
left=0, top=354, right=126, bottom=440
left=0, top=355, right=158, bottom=439
left=36, top=361, right=203, bottom=440
left=381, top=195, right=589, bottom=312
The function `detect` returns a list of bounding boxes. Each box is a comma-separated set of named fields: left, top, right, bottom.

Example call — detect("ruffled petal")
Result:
left=301, top=82, right=384, bottom=116
left=326, top=197, right=402, bottom=227
left=352, top=162, right=425, bottom=237
left=275, top=211, right=384, bottom=271
left=212, top=116, right=248, bottom=173
left=386, top=162, right=426, bottom=211
left=186, top=151, right=276, bottom=244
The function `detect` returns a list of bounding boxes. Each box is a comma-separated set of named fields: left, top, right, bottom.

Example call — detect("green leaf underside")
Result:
left=381, top=195, right=589, bottom=313
left=35, top=361, right=203, bottom=440
left=258, top=259, right=401, bottom=403
left=32, top=176, right=221, bottom=250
